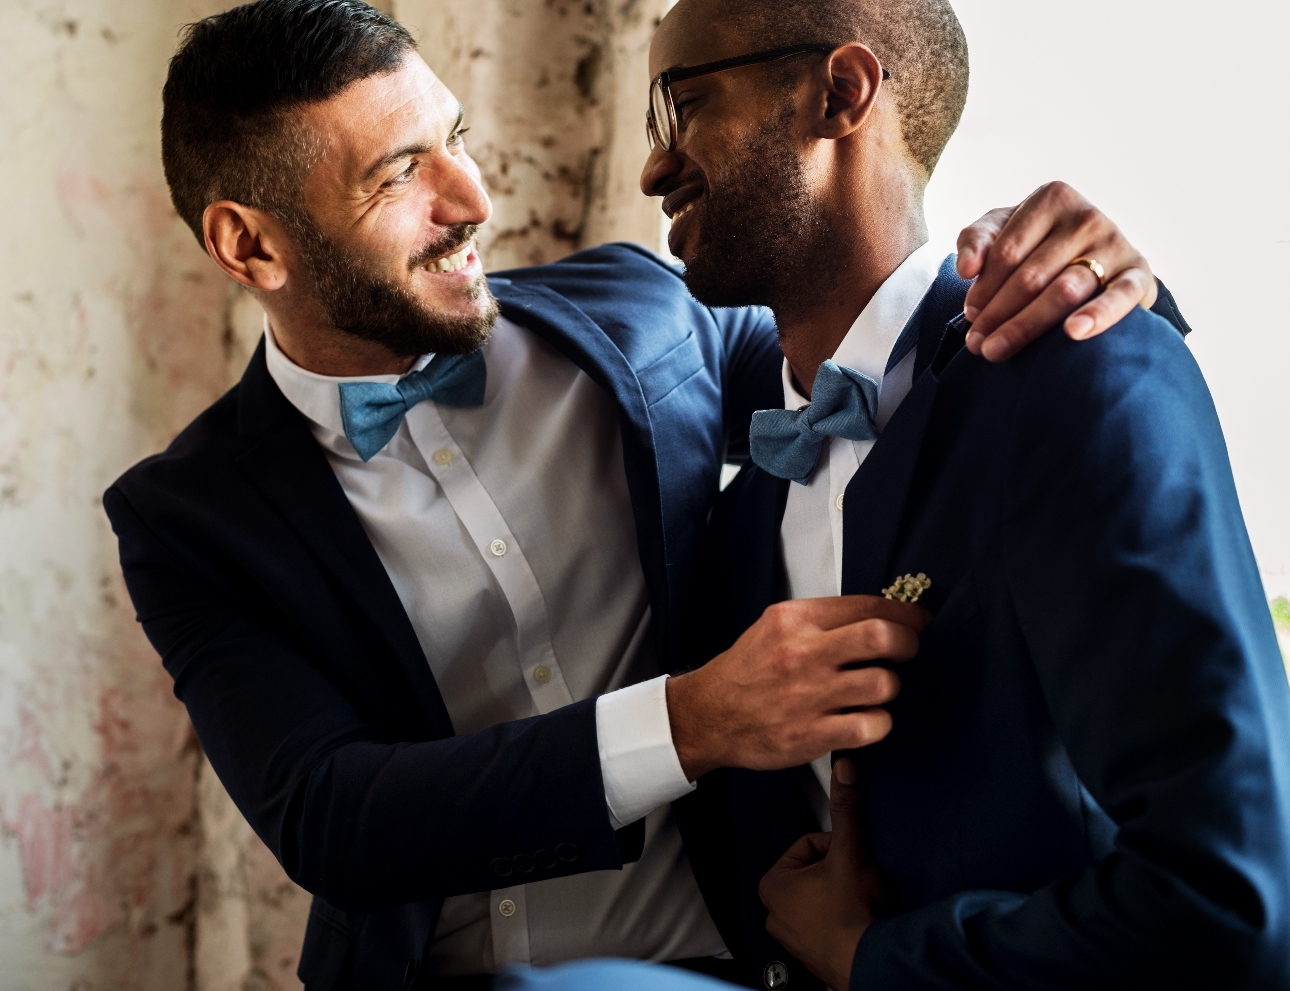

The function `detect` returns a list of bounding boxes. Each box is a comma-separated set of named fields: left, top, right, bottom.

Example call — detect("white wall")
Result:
left=923, top=0, right=1290, bottom=611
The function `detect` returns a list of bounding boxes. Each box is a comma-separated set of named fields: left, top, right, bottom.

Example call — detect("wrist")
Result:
left=823, top=921, right=868, bottom=991
left=665, top=670, right=721, bottom=781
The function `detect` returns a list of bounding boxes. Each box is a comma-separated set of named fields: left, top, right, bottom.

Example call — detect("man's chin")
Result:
left=681, top=262, right=766, bottom=310
left=330, top=276, right=500, bottom=359
left=411, top=269, right=489, bottom=308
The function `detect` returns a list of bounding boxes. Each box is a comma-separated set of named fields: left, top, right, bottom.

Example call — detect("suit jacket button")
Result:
left=555, top=843, right=579, bottom=863
left=491, top=857, right=512, bottom=877
left=535, top=848, right=556, bottom=869
left=764, top=961, right=789, bottom=989
left=513, top=853, right=535, bottom=873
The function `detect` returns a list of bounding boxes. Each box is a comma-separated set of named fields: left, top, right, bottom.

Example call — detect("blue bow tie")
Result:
left=338, top=349, right=486, bottom=461
left=749, top=360, right=881, bottom=484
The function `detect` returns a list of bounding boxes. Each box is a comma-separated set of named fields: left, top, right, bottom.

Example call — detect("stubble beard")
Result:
left=289, top=214, right=500, bottom=359
left=681, top=105, right=845, bottom=329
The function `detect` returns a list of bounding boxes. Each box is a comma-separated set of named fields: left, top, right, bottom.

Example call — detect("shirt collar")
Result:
left=782, top=240, right=949, bottom=410
left=262, top=315, right=433, bottom=437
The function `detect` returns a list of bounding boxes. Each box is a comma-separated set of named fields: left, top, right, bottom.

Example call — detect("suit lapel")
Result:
left=841, top=260, right=972, bottom=596
left=234, top=342, right=455, bottom=733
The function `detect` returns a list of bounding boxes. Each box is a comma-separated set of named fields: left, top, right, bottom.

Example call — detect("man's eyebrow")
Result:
left=359, top=105, right=466, bottom=185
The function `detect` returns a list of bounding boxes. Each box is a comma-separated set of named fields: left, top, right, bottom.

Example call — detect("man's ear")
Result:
left=202, top=200, right=292, bottom=292
left=811, top=43, right=885, bottom=140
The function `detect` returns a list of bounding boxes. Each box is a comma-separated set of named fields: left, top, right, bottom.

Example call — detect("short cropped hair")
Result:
left=162, top=0, right=415, bottom=244
left=720, top=0, right=969, bottom=175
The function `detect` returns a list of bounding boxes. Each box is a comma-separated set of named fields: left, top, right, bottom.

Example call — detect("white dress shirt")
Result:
left=777, top=242, right=949, bottom=798
left=264, top=316, right=723, bottom=973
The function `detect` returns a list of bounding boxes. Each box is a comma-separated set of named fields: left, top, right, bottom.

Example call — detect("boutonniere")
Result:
left=882, top=573, right=931, bottom=604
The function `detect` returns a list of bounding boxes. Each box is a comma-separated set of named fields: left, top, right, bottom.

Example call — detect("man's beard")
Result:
left=290, top=215, right=499, bottom=358
left=681, top=106, right=843, bottom=318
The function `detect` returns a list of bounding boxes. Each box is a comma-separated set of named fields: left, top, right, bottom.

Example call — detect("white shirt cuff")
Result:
left=595, top=674, right=696, bottom=830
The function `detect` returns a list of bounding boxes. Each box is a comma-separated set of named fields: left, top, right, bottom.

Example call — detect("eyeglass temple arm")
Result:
left=661, top=44, right=890, bottom=84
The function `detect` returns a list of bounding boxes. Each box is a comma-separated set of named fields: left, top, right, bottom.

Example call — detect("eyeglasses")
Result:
left=646, top=43, right=890, bottom=152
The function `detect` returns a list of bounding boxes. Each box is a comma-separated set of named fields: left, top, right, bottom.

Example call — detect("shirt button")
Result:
left=489, top=539, right=507, bottom=557
left=433, top=448, right=453, bottom=466
left=835, top=492, right=845, bottom=511
left=498, top=899, right=516, bottom=918
left=533, top=665, right=552, bottom=685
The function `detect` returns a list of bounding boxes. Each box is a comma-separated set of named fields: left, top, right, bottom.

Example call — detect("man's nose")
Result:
left=639, top=141, right=682, bottom=199
left=430, top=153, right=493, bottom=227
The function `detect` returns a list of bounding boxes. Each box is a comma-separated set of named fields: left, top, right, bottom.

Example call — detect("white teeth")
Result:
left=671, top=201, right=696, bottom=223
left=427, top=245, right=472, bottom=274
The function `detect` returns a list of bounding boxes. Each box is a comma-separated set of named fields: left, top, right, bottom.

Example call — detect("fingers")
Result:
left=816, top=708, right=894, bottom=750
left=960, top=181, right=1158, bottom=362
left=829, top=757, right=860, bottom=818
left=955, top=206, right=1015, bottom=281
left=969, top=263, right=1101, bottom=361
left=975, top=259, right=1157, bottom=361
left=961, top=182, right=1071, bottom=323
left=822, top=618, right=921, bottom=667
left=830, top=665, right=901, bottom=709
left=1062, top=266, right=1158, bottom=342
left=775, top=831, right=833, bottom=871
left=781, top=595, right=933, bottom=634
left=827, top=759, right=862, bottom=863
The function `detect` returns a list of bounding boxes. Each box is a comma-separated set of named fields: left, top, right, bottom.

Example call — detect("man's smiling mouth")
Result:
left=663, top=182, right=703, bottom=224
left=423, top=243, right=473, bottom=273
left=671, top=201, right=697, bottom=224
left=663, top=186, right=704, bottom=255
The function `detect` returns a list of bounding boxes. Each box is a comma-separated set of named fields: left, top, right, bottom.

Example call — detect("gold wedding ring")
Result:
left=1069, top=256, right=1107, bottom=287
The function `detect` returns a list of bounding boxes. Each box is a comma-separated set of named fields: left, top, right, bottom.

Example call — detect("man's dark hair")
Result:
left=162, top=0, right=415, bottom=244
left=720, top=0, right=969, bottom=175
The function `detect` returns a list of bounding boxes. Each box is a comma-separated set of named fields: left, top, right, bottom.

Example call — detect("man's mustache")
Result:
left=656, top=169, right=706, bottom=203
left=409, top=224, right=480, bottom=270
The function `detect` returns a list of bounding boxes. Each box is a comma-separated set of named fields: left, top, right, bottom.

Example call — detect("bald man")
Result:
left=632, top=1, right=1290, bottom=990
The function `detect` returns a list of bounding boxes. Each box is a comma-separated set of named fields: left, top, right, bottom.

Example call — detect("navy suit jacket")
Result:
left=102, top=244, right=782, bottom=991
left=690, top=265, right=1290, bottom=988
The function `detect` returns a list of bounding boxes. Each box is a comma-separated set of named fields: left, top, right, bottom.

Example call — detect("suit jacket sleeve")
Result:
left=851, top=311, right=1290, bottom=988
left=104, top=485, right=635, bottom=915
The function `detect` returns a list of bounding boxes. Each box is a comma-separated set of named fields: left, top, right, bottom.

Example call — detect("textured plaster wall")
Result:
left=0, top=1, right=667, bottom=988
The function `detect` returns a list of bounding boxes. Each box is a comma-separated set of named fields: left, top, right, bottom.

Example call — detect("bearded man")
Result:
left=624, top=0, right=1290, bottom=989
left=105, top=1, right=1189, bottom=989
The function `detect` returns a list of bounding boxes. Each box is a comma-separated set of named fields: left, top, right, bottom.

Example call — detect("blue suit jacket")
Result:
left=690, top=264, right=1290, bottom=988
left=102, top=244, right=782, bottom=991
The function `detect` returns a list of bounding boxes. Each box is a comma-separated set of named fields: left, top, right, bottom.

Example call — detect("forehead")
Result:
left=303, top=53, right=458, bottom=178
left=649, top=0, right=752, bottom=78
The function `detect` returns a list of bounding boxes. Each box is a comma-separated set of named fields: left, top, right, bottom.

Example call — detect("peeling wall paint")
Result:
left=0, top=1, right=666, bottom=988
left=403, top=0, right=668, bottom=267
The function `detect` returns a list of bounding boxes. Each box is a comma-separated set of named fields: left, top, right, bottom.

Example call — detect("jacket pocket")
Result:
left=638, top=331, right=704, bottom=406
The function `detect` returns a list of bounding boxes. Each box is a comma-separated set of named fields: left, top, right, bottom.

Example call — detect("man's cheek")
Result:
left=358, top=201, right=423, bottom=272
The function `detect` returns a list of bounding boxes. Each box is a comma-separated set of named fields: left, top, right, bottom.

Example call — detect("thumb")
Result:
left=828, top=758, right=864, bottom=866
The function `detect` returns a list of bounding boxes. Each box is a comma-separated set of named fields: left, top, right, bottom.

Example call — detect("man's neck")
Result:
left=776, top=201, right=928, bottom=398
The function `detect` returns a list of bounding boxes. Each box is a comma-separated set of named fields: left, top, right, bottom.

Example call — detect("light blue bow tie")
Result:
left=749, top=360, right=881, bottom=484
left=338, top=349, right=486, bottom=461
